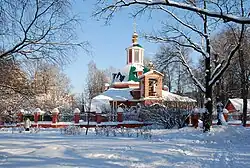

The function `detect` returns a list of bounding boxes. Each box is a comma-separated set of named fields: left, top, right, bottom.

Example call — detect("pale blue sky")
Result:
left=65, top=1, right=165, bottom=94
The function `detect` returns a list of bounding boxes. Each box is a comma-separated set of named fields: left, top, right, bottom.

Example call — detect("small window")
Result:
left=134, top=49, right=139, bottom=63
left=128, top=49, right=132, bottom=63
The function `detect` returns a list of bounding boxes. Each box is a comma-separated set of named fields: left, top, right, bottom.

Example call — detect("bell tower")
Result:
left=126, top=21, right=144, bottom=76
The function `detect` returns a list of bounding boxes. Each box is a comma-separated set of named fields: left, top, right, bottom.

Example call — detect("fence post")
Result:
left=52, top=108, right=59, bottom=124
left=117, top=107, right=124, bottom=122
left=18, top=109, right=24, bottom=123
left=34, top=108, right=41, bottom=123
left=96, top=111, right=102, bottom=124
left=74, top=108, right=80, bottom=124
left=223, top=108, right=229, bottom=122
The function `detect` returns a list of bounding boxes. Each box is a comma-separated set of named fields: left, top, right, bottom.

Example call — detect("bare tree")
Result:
left=238, top=47, right=250, bottom=126
left=154, top=45, right=177, bottom=92
left=30, top=62, right=71, bottom=110
left=213, top=27, right=250, bottom=126
left=84, top=61, right=108, bottom=104
left=0, top=58, right=32, bottom=121
left=94, top=0, right=250, bottom=24
left=212, top=30, right=242, bottom=101
left=0, top=0, right=88, bottom=65
left=154, top=44, right=193, bottom=94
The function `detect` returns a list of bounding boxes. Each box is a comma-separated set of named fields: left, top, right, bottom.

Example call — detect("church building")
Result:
left=91, top=29, right=196, bottom=113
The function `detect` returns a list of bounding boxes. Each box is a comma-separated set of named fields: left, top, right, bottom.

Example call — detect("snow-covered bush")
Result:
left=123, top=106, right=139, bottom=121
left=61, top=125, right=81, bottom=135
left=93, top=126, right=152, bottom=139
left=59, top=108, right=74, bottom=122
left=139, top=104, right=189, bottom=129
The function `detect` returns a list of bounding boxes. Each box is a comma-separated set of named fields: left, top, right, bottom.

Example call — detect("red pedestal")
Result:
left=34, top=112, right=40, bottom=123
left=18, top=112, right=23, bottom=123
left=117, top=112, right=123, bottom=122
left=192, top=114, right=199, bottom=128
left=74, top=113, right=80, bottom=123
left=223, top=113, right=228, bottom=122
left=96, top=113, right=102, bottom=124
left=52, top=113, right=58, bottom=123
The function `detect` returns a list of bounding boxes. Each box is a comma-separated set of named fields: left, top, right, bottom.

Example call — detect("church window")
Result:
left=129, top=49, right=132, bottom=63
left=134, top=49, right=139, bottom=63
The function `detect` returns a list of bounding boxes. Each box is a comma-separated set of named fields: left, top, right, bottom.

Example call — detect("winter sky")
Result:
left=64, top=1, right=165, bottom=94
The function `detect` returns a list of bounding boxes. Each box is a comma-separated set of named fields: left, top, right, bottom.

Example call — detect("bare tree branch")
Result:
left=209, top=25, right=245, bottom=86
left=94, top=0, right=250, bottom=24
left=145, top=34, right=207, bottom=57
left=0, top=0, right=87, bottom=65
left=176, top=46, right=206, bottom=92
left=157, top=6, right=206, bottom=37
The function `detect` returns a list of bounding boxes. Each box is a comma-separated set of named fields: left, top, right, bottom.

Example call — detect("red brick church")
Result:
left=91, top=30, right=196, bottom=113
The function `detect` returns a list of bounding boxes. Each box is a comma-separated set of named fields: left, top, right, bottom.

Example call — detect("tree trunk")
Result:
left=242, top=96, right=247, bottom=127
left=203, top=0, right=212, bottom=132
left=239, top=49, right=248, bottom=127
left=85, top=111, right=90, bottom=135
left=167, top=68, right=172, bottom=92
left=204, top=85, right=213, bottom=132
left=203, top=38, right=212, bottom=132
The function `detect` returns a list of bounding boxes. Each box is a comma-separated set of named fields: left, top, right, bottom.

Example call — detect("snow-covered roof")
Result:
left=121, top=64, right=144, bottom=82
left=91, top=88, right=134, bottom=112
left=162, top=90, right=196, bottom=103
left=94, top=89, right=196, bottom=103
left=93, top=95, right=113, bottom=101
left=91, top=89, right=196, bottom=112
left=91, top=96, right=111, bottom=112
left=112, top=81, right=139, bottom=88
left=227, top=98, right=250, bottom=112
left=98, top=88, right=134, bottom=101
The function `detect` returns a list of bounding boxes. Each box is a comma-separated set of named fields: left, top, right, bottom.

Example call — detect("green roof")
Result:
left=133, top=43, right=143, bottom=48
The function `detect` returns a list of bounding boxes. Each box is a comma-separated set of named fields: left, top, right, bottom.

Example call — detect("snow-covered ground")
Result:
left=0, top=126, right=249, bottom=168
